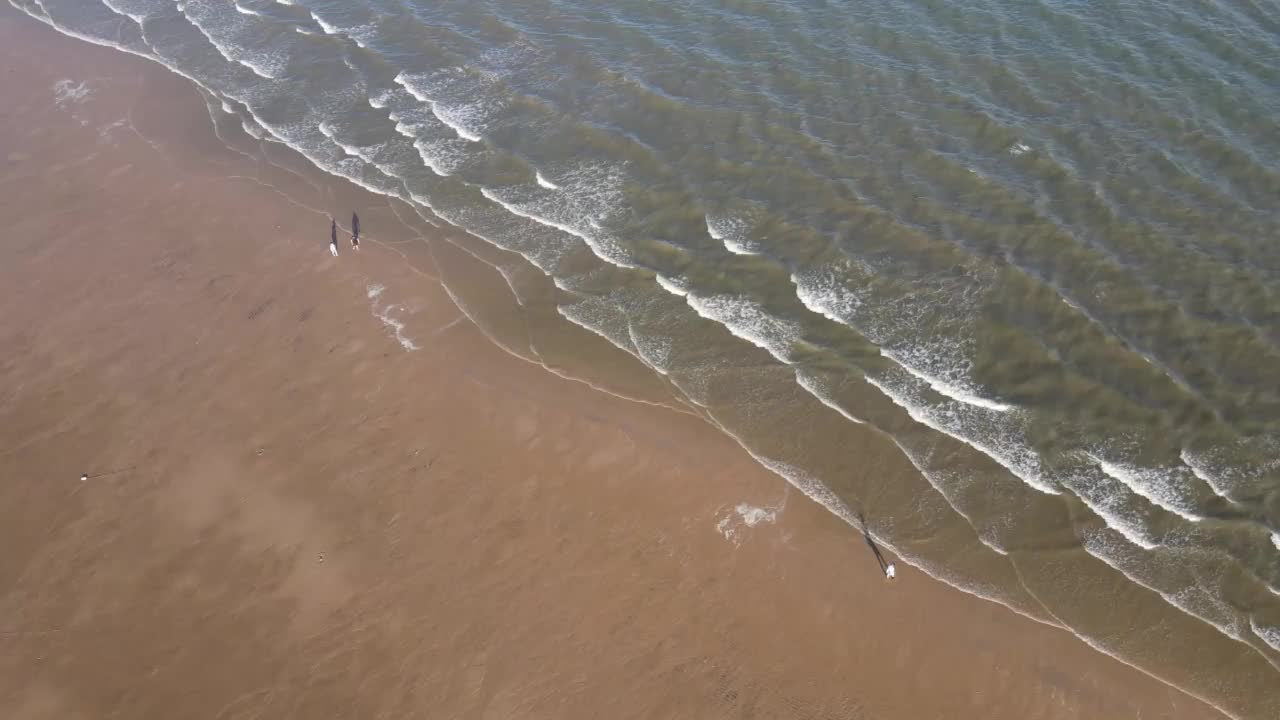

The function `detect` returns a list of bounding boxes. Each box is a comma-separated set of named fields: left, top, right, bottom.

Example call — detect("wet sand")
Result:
left=0, top=11, right=1226, bottom=720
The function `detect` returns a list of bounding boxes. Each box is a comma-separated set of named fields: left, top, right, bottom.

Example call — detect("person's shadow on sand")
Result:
left=858, top=513, right=893, bottom=578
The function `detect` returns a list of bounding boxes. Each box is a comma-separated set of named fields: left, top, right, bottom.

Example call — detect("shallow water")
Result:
left=12, top=0, right=1280, bottom=715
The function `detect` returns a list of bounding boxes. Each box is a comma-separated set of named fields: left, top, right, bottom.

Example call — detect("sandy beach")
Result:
left=0, top=10, right=1229, bottom=720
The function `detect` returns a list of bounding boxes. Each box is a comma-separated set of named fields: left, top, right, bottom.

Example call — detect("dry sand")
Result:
left=0, top=12, right=1226, bottom=720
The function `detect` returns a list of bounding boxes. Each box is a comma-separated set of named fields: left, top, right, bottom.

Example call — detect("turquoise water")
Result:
left=13, top=0, right=1280, bottom=715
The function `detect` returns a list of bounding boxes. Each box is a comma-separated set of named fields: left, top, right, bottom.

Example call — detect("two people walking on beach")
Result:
left=328, top=212, right=361, bottom=256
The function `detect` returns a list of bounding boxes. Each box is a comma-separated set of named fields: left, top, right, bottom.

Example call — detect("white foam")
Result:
left=179, top=5, right=280, bottom=79
left=413, top=138, right=463, bottom=177
left=1067, top=481, right=1161, bottom=549
left=233, top=3, right=264, bottom=17
left=317, top=121, right=379, bottom=163
left=479, top=186, right=637, bottom=270
left=794, top=373, right=864, bottom=424
left=1252, top=617, right=1280, bottom=653
left=684, top=293, right=797, bottom=364
left=705, top=214, right=757, bottom=255
left=879, top=434, right=1010, bottom=556
left=393, top=72, right=486, bottom=143
left=1089, top=455, right=1203, bottom=523
left=389, top=114, right=419, bottom=139
left=309, top=11, right=342, bottom=36
left=1273, top=533, right=1280, bottom=552
left=627, top=324, right=672, bottom=375
left=654, top=274, right=688, bottom=297
left=1179, top=449, right=1240, bottom=502
left=376, top=306, right=419, bottom=351
left=715, top=502, right=779, bottom=547
left=428, top=102, right=481, bottom=142
left=1009, top=142, right=1031, bottom=156
left=792, top=270, right=860, bottom=322
left=700, top=418, right=1063, bottom=632
left=365, top=284, right=419, bottom=351
left=535, top=171, right=559, bottom=190
left=884, top=349, right=1014, bottom=412
left=100, top=0, right=146, bottom=25
left=1083, top=531, right=1280, bottom=673
left=792, top=266, right=1058, bottom=496
left=53, top=78, right=90, bottom=106
left=865, top=375, right=1058, bottom=495
left=1179, top=443, right=1280, bottom=504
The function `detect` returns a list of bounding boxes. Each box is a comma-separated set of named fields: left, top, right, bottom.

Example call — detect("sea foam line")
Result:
left=1088, top=455, right=1203, bottom=523
left=479, top=187, right=638, bottom=270
left=705, top=214, right=757, bottom=255
left=864, top=375, right=1059, bottom=496
left=100, top=0, right=145, bottom=25
left=177, top=4, right=280, bottom=80
left=393, top=72, right=483, bottom=142
left=365, top=284, right=419, bottom=351
left=1081, top=531, right=1280, bottom=673
left=883, top=349, right=1013, bottom=412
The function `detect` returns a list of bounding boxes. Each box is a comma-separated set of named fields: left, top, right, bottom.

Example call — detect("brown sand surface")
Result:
left=0, top=13, right=1226, bottom=720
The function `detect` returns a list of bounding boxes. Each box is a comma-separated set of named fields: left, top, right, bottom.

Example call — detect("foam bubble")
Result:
left=393, top=72, right=489, bottom=143
left=1082, top=530, right=1280, bottom=672
left=884, top=349, right=1013, bottom=412
left=654, top=274, right=688, bottom=297
left=715, top=502, right=779, bottom=547
left=308, top=11, right=372, bottom=48
left=429, top=102, right=481, bottom=142
left=480, top=175, right=638, bottom=270
left=1088, top=454, right=1203, bottom=523
left=101, top=0, right=146, bottom=25
left=365, top=284, right=419, bottom=351
left=52, top=78, right=90, bottom=106
left=792, top=265, right=1058, bottom=495
left=705, top=214, right=758, bottom=255
left=180, top=3, right=283, bottom=79
left=794, top=373, right=865, bottom=424
left=318, top=121, right=382, bottom=164
left=309, top=12, right=341, bottom=36
left=1252, top=617, right=1280, bottom=653
left=1067, top=479, right=1161, bottom=549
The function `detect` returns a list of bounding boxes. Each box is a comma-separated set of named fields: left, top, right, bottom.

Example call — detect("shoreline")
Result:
left=0, top=10, right=1231, bottom=720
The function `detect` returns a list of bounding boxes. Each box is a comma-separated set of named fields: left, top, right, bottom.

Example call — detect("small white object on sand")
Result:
left=80, top=473, right=88, bottom=482
left=885, top=562, right=896, bottom=579
left=329, top=241, right=339, bottom=257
